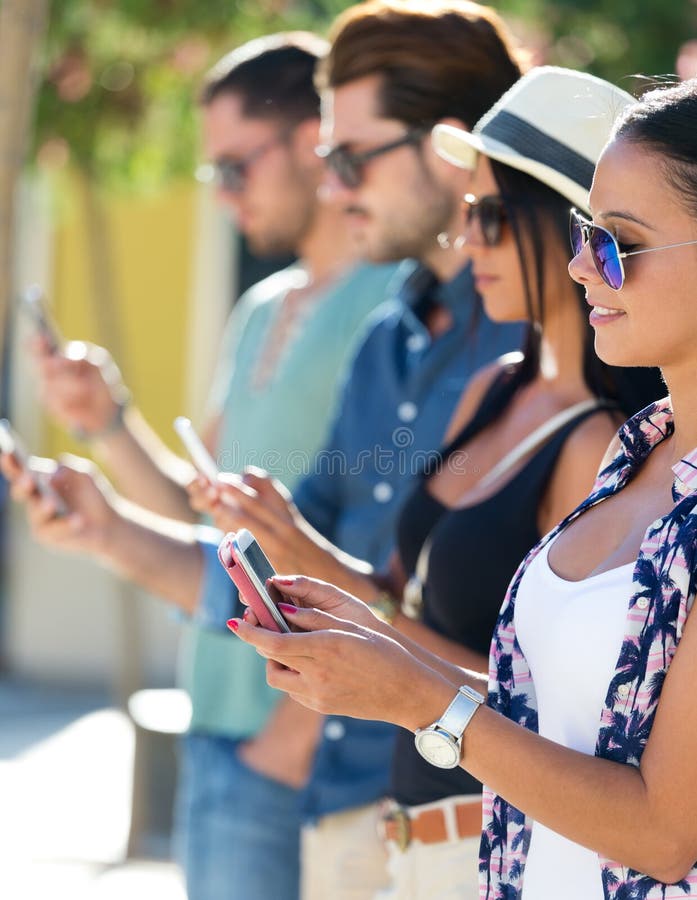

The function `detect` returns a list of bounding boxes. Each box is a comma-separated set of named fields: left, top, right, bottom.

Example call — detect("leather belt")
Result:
left=380, top=798, right=482, bottom=852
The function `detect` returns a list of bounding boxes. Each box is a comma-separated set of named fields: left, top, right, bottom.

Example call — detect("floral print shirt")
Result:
left=482, top=398, right=697, bottom=899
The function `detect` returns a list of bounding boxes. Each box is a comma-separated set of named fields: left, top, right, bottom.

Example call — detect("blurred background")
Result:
left=0, top=0, right=695, bottom=896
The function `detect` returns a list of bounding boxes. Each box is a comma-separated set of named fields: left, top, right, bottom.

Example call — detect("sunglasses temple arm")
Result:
left=620, top=238, right=697, bottom=259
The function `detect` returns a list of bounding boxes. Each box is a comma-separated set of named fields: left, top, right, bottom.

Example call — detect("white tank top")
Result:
left=514, top=532, right=634, bottom=900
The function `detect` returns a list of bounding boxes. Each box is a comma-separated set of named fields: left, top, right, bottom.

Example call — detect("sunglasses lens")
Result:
left=590, top=229, right=624, bottom=290
left=569, top=215, right=584, bottom=257
left=327, top=149, right=361, bottom=189
left=218, top=162, right=244, bottom=193
left=463, top=195, right=504, bottom=246
left=480, top=198, right=504, bottom=246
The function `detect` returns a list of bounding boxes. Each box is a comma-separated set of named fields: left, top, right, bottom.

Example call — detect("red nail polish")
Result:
left=278, top=602, right=297, bottom=614
left=227, top=618, right=239, bottom=632
left=276, top=578, right=295, bottom=586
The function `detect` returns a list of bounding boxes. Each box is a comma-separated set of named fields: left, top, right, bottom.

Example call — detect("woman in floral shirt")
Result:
left=232, top=78, right=697, bottom=898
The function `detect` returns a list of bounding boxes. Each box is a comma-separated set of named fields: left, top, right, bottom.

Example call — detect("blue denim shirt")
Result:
left=197, top=261, right=522, bottom=818
left=293, top=261, right=524, bottom=820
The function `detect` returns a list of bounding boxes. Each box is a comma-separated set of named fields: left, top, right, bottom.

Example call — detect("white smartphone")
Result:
left=173, top=416, right=219, bottom=482
left=219, top=528, right=291, bottom=633
left=20, top=284, right=63, bottom=353
left=0, top=419, right=66, bottom=514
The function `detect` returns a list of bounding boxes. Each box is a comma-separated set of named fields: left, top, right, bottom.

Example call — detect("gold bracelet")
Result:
left=369, top=591, right=399, bottom=625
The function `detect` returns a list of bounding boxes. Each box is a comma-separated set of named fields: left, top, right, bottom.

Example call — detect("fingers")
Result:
left=228, top=616, right=315, bottom=665
left=269, top=574, right=346, bottom=609
left=187, top=474, right=221, bottom=513
left=276, top=601, right=362, bottom=635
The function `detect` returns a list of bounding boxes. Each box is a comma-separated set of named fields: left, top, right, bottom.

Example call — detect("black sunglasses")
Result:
left=315, top=128, right=428, bottom=189
left=200, top=133, right=290, bottom=193
left=461, top=193, right=507, bottom=247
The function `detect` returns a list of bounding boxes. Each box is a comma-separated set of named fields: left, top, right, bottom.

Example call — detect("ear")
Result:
left=289, top=117, right=322, bottom=167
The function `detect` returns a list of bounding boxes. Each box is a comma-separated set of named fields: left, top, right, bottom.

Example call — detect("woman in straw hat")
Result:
left=229, top=70, right=697, bottom=898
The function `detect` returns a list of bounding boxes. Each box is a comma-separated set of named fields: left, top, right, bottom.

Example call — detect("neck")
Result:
left=657, top=361, right=697, bottom=460
left=420, top=241, right=467, bottom=283
left=297, top=203, right=357, bottom=284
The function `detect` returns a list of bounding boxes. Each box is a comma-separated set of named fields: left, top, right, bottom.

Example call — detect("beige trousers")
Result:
left=301, top=802, right=390, bottom=900
left=376, top=833, right=480, bottom=900
left=301, top=798, right=481, bottom=900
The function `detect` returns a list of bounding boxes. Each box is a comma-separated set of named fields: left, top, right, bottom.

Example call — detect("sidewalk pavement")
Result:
left=0, top=677, right=186, bottom=900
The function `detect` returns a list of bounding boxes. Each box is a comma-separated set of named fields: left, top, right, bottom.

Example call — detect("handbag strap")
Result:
left=476, top=398, right=605, bottom=491
left=401, top=398, right=610, bottom=620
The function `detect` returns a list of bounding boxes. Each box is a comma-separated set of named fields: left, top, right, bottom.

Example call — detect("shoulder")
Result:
left=541, top=407, right=622, bottom=530
left=236, top=265, right=306, bottom=314
left=442, top=352, right=523, bottom=444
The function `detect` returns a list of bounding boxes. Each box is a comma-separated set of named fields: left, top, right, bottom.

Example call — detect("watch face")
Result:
left=414, top=728, right=460, bottom=769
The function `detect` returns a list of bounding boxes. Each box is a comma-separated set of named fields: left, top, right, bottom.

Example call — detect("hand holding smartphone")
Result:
left=20, top=284, right=64, bottom=353
left=174, top=416, right=219, bottom=483
left=218, top=528, right=291, bottom=633
left=0, top=419, right=67, bottom=514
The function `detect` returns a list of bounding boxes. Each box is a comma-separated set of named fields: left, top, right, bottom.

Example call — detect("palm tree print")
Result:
left=481, top=400, right=697, bottom=898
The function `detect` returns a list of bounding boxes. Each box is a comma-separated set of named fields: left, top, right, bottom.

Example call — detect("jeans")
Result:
left=174, top=732, right=302, bottom=900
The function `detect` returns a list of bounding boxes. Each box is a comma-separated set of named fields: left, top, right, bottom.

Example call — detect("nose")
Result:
left=568, top=239, right=599, bottom=286
left=319, top=166, right=356, bottom=204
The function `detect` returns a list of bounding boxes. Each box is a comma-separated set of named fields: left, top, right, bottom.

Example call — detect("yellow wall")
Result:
left=48, top=173, right=196, bottom=457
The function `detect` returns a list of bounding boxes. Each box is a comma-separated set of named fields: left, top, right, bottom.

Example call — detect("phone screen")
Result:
left=234, top=533, right=290, bottom=632
left=243, top=540, right=285, bottom=605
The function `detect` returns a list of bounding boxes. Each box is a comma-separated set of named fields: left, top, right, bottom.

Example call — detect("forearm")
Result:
left=400, top=673, right=681, bottom=882
left=93, top=406, right=196, bottom=520
left=371, top=617, right=487, bottom=693
left=391, top=611, right=489, bottom=673
left=97, top=500, right=204, bottom=613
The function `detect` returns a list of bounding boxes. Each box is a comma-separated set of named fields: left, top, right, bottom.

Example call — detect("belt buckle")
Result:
left=385, top=806, right=411, bottom=852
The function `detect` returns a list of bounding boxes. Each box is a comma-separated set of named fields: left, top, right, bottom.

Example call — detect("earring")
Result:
left=436, top=232, right=451, bottom=249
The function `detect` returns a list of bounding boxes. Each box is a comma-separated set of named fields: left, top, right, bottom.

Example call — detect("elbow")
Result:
left=636, top=838, right=697, bottom=885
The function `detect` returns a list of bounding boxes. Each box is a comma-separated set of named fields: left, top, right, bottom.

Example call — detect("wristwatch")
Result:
left=414, top=684, right=484, bottom=769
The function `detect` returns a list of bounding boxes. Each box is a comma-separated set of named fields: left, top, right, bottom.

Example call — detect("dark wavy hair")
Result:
left=613, top=77, right=697, bottom=218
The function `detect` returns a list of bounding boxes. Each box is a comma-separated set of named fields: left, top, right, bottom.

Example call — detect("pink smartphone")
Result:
left=218, top=528, right=290, bottom=633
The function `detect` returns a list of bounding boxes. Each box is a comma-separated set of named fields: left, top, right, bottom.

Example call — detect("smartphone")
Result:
left=20, top=284, right=63, bottom=353
left=173, top=416, right=219, bottom=482
left=218, top=528, right=291, bottom=633
left=0, top=419, right=66, bottom=514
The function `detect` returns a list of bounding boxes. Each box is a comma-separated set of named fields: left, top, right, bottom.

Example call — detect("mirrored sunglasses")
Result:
left=569, top=207, right=697, bottom=291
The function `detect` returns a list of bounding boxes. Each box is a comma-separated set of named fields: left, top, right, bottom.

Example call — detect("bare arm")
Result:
left=235, top=581, right=697, bottom=885
left=32, top=337, right=208, bottom=520
left=2, top=452, right=205, bottom=613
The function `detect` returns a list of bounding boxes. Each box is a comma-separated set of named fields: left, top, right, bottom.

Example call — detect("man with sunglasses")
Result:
left=23, top=32, right=396, bottom=900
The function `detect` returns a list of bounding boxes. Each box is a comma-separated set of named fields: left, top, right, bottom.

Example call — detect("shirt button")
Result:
left=407, top=334, right=428, bottom=353
left=636, top=597, right=649, bottom=610
left=397, top=402, right=418, bottom=423
left=651, top=518, right=663, bottom=530
left=617, top=684, right=630, bottom=699
left=324, top=720, right=345, bottom=741
left=373, top=482, right=394, bottom=503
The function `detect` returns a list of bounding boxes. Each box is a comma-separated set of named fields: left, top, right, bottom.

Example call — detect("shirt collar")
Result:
left=615, top=397, right=697, bottom=499
left=399, top=261, right=479, bottom=326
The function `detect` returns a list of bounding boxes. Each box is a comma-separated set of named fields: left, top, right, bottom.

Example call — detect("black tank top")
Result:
left=391, top=374, right=612, bottom=806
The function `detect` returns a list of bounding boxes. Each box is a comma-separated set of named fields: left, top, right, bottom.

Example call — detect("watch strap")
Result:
left=438, top=684, right=484, bottom=739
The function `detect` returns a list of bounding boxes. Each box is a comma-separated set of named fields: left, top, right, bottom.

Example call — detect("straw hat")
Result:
left=432, top=66, right=635, bottom=213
